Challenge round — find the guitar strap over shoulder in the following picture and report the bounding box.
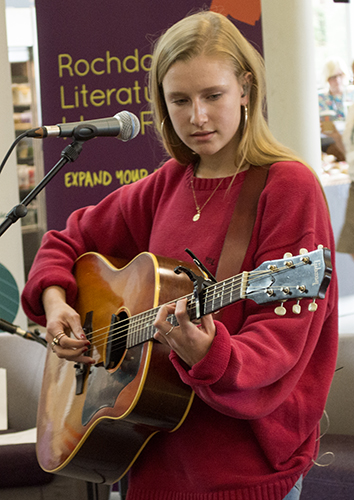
[215,165,270,283]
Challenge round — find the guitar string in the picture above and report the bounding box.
[83,262,309,353]
[85,264,307,354]
[79,270,250,342]
[82,267,274,347]
[81,261,310,354]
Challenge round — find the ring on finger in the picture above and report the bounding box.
[165,325,175,336]
[51,331,66,352]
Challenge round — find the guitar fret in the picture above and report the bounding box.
[229,277,234,303]
[213,283,222,312]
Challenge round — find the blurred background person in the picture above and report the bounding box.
[319,58,354,161]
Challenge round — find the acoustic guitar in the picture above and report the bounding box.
[36,246,332,484]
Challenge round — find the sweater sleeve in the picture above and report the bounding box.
[21,165,168,324]
[170,163,338,423]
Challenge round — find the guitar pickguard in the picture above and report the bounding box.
[82,344,143,425]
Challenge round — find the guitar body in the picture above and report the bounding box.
[36,252,198,484]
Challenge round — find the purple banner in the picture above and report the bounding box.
[35,0,262,230]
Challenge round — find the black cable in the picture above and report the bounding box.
[0,130,30,174]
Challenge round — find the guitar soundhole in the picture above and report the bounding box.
[104,312,128,370]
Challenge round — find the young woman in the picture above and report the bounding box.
[22,11,338,500]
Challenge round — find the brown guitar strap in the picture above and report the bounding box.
[215,165,270,283]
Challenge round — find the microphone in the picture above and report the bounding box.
[27,110,140,142]
[0,318,47,347]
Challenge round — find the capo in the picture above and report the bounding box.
[174,249,216,319]
[184,248,217,283]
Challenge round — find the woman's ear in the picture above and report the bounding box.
[240,72,253,103]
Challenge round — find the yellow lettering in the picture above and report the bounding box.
[58,54,73,77]
[106,50,122,74]
[64,170,114,187]
[106,87,116,106]
[130,169,141,183]
[144,86,151,103]
[79,172,86,186]
[60,85,75,109]
[133,80,141,104]
[64,172,72,187]
[123,48,139,73]
[90,89,106,107]
[74,59,90,77]
[81,84,89,108]
[71,172,79,186]
[85,171,94,187]
[116,88,132,105]
[140,111,153,135]
[115,169,149,185]
[115,170,124,184]
[91,57,105,75]
[124,170,132,184]
[61,83,151,110]
[103,171,112,186]
[74,86,80,108]
[58,51,153,78]
[93,171,102,184]
[140,54,153,72]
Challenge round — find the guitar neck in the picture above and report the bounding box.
[127,272,247,348]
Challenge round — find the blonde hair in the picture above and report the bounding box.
[149,10,303,168]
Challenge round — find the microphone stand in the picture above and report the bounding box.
[0,139,85,237]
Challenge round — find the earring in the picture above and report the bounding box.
[243,105,248,130]
[160,115,168,136]
[160,116,182,147]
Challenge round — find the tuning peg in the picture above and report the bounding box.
[283,252,293,258]
[275,302,287,316]
[317,244,324,250]
[299,248,308,255]
[308,299,318,312]
[292,300,302,315]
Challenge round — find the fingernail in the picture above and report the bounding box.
[80,334,87,340]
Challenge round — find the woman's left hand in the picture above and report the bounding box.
[153,298,216,367]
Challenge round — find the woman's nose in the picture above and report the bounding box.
[190,101,207,127]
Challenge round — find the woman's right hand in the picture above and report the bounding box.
[42,285,95,364]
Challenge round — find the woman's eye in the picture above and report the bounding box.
[208,93,222,100]
[172,99,188,105]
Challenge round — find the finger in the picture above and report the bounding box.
[174,298,190,325]
[62,312,86,341]
[153,302,176,331]
[53,332,90,350]
[52,343,95,364]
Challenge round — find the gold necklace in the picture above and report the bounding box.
[190,177,224,222]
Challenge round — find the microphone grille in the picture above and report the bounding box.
[116,111,141,141]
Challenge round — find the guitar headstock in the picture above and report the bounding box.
[245,246,332,315]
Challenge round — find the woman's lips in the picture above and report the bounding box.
[191,130,215,140]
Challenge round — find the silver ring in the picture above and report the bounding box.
[165,325,175,336]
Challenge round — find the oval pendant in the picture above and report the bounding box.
[193,213,200,222]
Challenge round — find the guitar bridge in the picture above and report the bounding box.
[74,311,93,395]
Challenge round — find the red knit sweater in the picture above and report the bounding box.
[22,160,338,500]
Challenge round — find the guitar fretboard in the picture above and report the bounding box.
[126,272,249,348]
